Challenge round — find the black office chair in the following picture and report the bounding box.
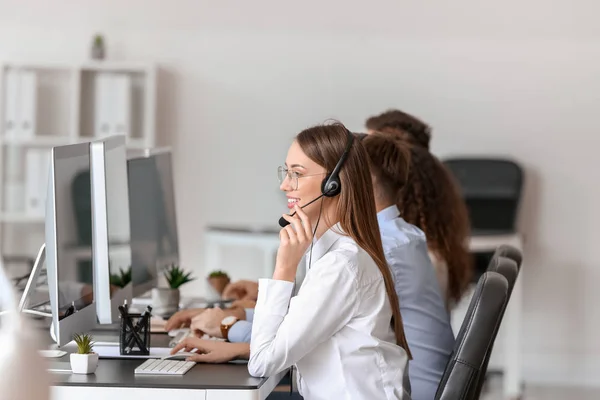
[444,158,524,282]
[435,271,509,400]
[443,158,523,236]
[470,255,520,398]
[72,170,94,284]
[492,244,523,270]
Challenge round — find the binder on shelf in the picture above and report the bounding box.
[18,70,37,140]
[94,73,113,138]
[4,69,19,140]
[112,74,132,138]
[24,148,50,217]
[4,182,24,214]
[94,73,132,139]
[2,69,37,141]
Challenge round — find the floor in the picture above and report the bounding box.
[269,375,600,399]
[480,376,600,400]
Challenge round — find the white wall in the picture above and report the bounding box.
[1,0,599,386]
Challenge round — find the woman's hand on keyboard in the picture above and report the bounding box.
[170,337,250,363]
[165,308,206,331]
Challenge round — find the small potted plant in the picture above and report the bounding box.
[70,333,98,374]
[207,270,230,296]
[110,266,132,289]
[91,34,105,60]
[152,264,195,316]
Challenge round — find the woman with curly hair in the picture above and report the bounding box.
[397,138,473,307]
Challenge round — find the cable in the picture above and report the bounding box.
[308,197,325,270]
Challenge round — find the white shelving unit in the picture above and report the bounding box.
[0,60,158,262]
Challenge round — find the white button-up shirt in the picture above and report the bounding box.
[249,224,409,400]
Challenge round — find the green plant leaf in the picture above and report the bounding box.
[163,264,196,289]
[208,270,229,278]
[73,333,95,354]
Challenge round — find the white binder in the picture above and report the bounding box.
[94,73,131,138]
[18,70,37,140]
[24,148,50,217]
[2,69,37,140]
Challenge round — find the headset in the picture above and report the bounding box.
[279,128,354,227]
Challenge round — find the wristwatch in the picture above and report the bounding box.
[220,316,239,341]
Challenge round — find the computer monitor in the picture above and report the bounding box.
[90,135,133,325]
[45,142,97,347]
[127,148,180,298]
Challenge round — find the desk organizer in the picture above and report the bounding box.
[119,306,152,356]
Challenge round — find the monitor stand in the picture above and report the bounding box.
[17,243,51,318]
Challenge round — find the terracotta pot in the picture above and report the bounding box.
[207,276,230,296]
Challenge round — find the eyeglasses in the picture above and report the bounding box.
[277,166,326,190]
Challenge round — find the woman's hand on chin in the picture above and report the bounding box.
[274,204,313,282]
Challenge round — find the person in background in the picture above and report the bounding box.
[390,133,472,308]
[173,122,411,399]
[165,280,259,342]
[361,132,455,400]
[365,108,432,150]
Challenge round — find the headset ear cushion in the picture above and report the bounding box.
[321,174,341,197]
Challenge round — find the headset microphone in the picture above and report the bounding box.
[279,194,324,227]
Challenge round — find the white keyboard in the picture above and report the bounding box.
[134,359,195,375]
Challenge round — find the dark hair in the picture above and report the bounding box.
[366,109,432,150]
[296,122,412,358]
[361,132,411,203]
[397,140,472,303]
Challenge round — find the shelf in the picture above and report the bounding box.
[126,139,149,150]
[0,136,149,149]
[0,136,73,148]
[80,61,154,74]
[3,61,154,74]
[0,213,44,223]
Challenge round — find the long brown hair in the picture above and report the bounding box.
[296,122,412,358]
[361,132,411,203]
[393,136,472,304]
[365,109,432,150]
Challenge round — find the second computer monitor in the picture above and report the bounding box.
[128,149,180,298]
[91,135,133,325]
[45,142,97,346]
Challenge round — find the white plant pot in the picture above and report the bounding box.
[152,288,180,317]
[70,353,99,374]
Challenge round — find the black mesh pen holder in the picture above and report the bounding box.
[119,311,151,356]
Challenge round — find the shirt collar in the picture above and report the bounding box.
[306,222,344,268]
[377,205,400,224]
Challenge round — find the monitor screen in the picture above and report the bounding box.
[91,136,133,324]
[54,147,94,316]
[127,151,179,296]
[154,152,179,267]
[104,141,132,285]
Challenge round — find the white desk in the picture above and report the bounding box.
[204,226,524,399]
[49,358,286,400]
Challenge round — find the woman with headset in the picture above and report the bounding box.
[253,122,412,399]
[174,122,411,399]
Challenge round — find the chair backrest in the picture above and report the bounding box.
[435,272,509,400]
[470,249,522,397]
[72,169,92,246]
[492,244,523,269]
[443,158,523,234]
[486,255,519,297]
